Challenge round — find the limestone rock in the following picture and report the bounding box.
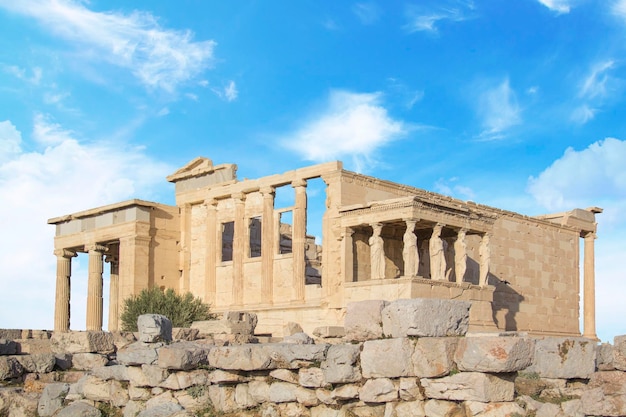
[284,322,304,336]
[248,380,270,403]
[278,402,310,417]
[0,356,24,380]
[160,369,210,390]
[117,341,162,365]
[262,343,329,369]
[54,401,102,417]
[37,383,70,417]
[55,353,73,370]
[299,367,326,388]
[138,314,173,343]
[455,336,534,373]
[110,331,137,351]
[124,400,147,417]
[310,404,341,417]
[209,384,239,413]
[50,331,114,354]
[270,368,299,384]
[597,342,615,371]
[313,326,345,338]
[137,402,183,417]
[14,352,56,373]
[613,335,626,371]
[463,401,526,417]
[209,369,245,384]
[331,384,360,400]
[399,378,425,401]
[412,337,458,378]
[581,371,626,417]
[235,383,258,408]
[424,399,465,417]
[192,311,257,336]
[172,328,199,341]
[526,337,596,379]
[422,372,514,402]
[208,345,272,370]
[283,332,315,344]
[344,300,388,342]
[361,338,413,378]
[157,341,210,370]
[388,400,426,417]
[128,364,170,387]
[295,386,319,407]
[269,382,298,403]
[382,298,470,338]
[359,378,398,403]
[321,343,361,384]
[0,329,22,340]
[71,352,109,370]
[15,338,52,354]
[0,339,17,355]
[91,364,129,381]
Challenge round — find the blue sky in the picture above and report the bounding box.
[1,0,625,342]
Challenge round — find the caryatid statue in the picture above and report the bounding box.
[454,228,468,284]
[403,219,419,277]
[429,223,446,280]
[369,223,385,279]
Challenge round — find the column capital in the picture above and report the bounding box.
[291,178,307,188]
[85,244,107,253]
[231,192,246,202]
[584,231,597,240]
[54,248,77,258]
[104,254,119,264]
[260,186,276,196]
[204,198,218,208]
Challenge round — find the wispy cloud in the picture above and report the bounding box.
[0,0,215,92]
[3,64,42,85]
[404,1,474,34]
[571,60,619,124]
[0,116,172,329]
[615,0,626,21]
[579,60,616,99]
[281,90,408,171]
[386,78,424,109]
[536,0,574,14]
[475,78,521,140]
[212,80,238,102]
[434,177,476,201]
[570,104,596,124]
[353,2,380,25]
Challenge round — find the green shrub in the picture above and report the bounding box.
[120,287,213,331]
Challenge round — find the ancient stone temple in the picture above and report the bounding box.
[48,157,601,338]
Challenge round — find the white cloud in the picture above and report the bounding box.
[353,2,380,25]
[212,80,238,102]
[527,138,626,220]
[571,104,596,124]
[0,116,172,329]
[0,0,215,92]
[3,64,42,85]
[0,120,22,163]
[615,0,626,21]
[537,0,574,14]
[434,177,476,201]
[282,90,407,171]
[476,78,521,140]
[579,60,616,100]
[404,1,474,34]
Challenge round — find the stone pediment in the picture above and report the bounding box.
[166,157,215,183]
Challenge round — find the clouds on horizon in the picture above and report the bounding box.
[282,90,408,171]
[0,0,215,93]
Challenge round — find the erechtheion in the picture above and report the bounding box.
[48,158,601,338]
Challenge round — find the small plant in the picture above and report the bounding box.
[517,371,540,380]
[120,287,214,331]
[97,402,123,417]
[186,384,209,399]
[196,404,222,417]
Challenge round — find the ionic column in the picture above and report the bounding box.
[232,193,246,306]
[429,224,446,280]
[454,228,468,284]
[86,244,107,331]
[369,223,385,279]
[403,219,419,277]
[118,235,151,309]
[54,249,76,332]
[261,187,275,304]
[205,199,218,306]
[479,233,491,287]
[583,232,597,339]
[292,179,307,301]
[105,254,119,331]
[342,228,355,282]
[180,203,192,293]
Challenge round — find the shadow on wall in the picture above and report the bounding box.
[491,275,524,331]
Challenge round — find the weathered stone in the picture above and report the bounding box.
[248,380,270,403]
[278,402,310,417]
[50,331,114,354]
[157,341,210,370]
[597,342,615,370]
[269,382,298,403]
[422,372,514,402]
[15,338,53,354]
[0,339,17,355]
[315,388,337,406]
[387,400,426,417]
[560,399,584,417]
[313,326,346,338]
[235,383,258,408]
[14,352,56,373]
[424,399,465,417]
[295,386,319,406]
[110,331,137,351]
[160,369,210,390]
[270,368,299,384]
[344,300,388,342]
[192,311,257,336]
[129,385,151,400]
[526,337,596,379]
[0,329,22,340]
[463,401,526,417]
[283,332,315,344]
[331,384,360,400]
[299,367,326,388]
[455,336,534,372]
[55,353,73,370]
[382,298,470,337]
[0,387,39,417]
[284,322,304,336]
[128,364,170,387]
[172,327,199,341]
[412,337,458,378]
[258,403,281,417]
[399,378,425,401]
[0,356,24,380]
[137,402,184,417]
[174,387,211,411]
[346,404,385,417]
[55,401,102,417]
[362,338,413,378]
[581,371,626,417]
[117,341,162,365]
[145,390,176,409]
[359,378,398,403]
[209,369,246,384]
[92,364,129,381]
[613,335,626,371]
[209,384,239,413]
[208,345,272,370]
[310,404,341,417]
[263,343,329,368]
[138,314,173,343]
[124,400,147,417]
[71,352,109,370]
[81,374,111,401]
[37,383,69,417]
[321,344,361,384]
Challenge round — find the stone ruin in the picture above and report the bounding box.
[1,299,626,417]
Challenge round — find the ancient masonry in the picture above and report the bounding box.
[0,300,625,417]
[47,157,601,338]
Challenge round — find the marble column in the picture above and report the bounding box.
[105,254,119,332]
[205,199,218,306]
[479,233,491,287]
[232,193,246,306]
[54,249,76,332]
[261,187,275,304]
[86,244,107,331]
[342,228,355,282]
[369,223,385,279]
[429,224,446,280]
[292,179,307,301]
[583,231,597,339]
[454,228,468,284]
[402,219,419,277]
[180,203,192,293]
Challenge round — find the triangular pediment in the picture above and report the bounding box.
[166,157,214,182]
